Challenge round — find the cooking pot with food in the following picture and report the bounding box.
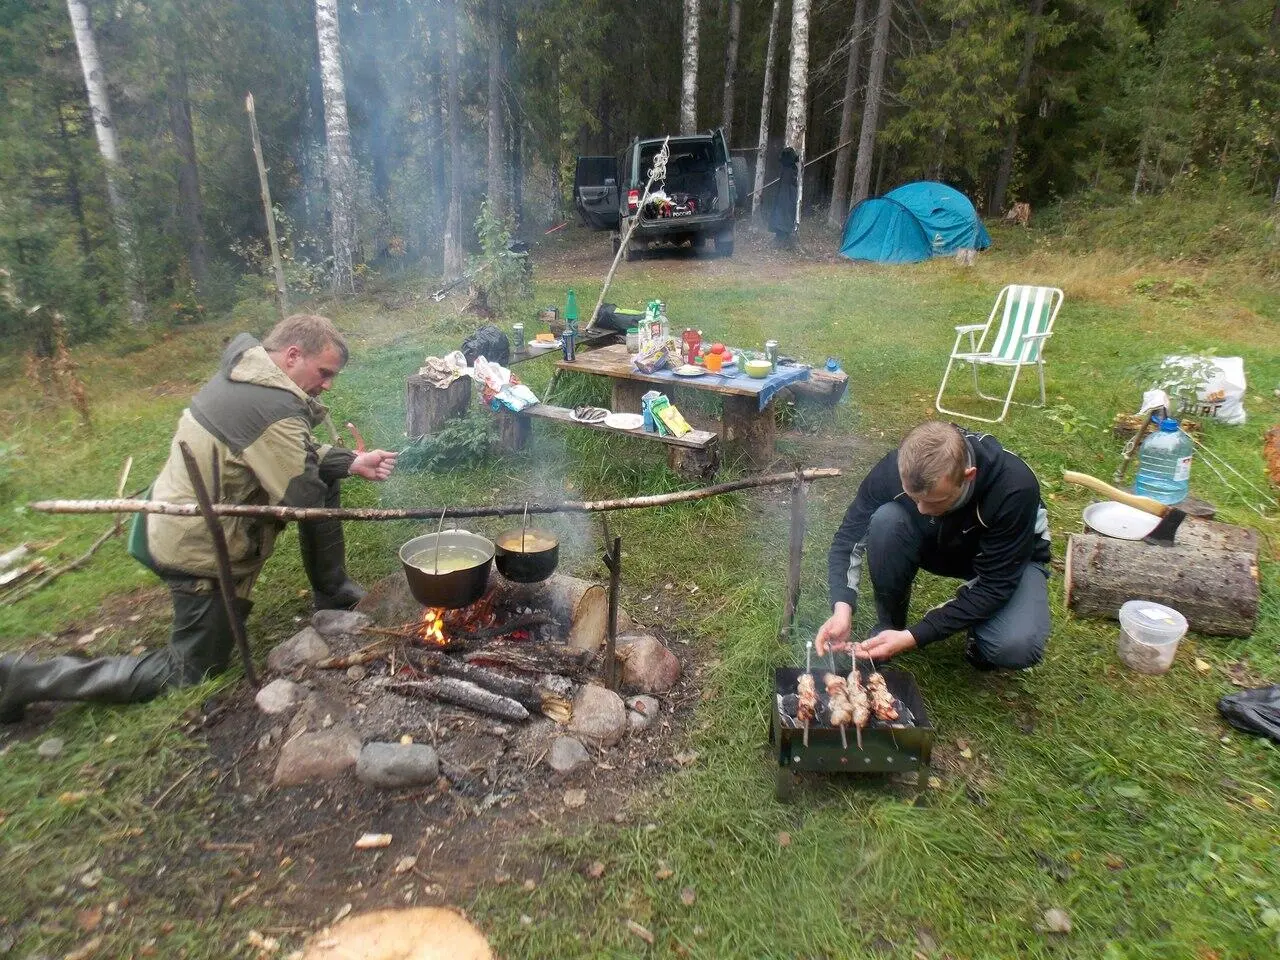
[399,530,495,608]
[494,528,559,583]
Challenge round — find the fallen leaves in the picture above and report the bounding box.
[672,750,699,767]
[584,861,606,880]
[63,936,104,960]
[1194,658,1212,675]
[1038,908,1072,934]
[776,831,792,848]
[654,862,674,881]
[625,919,655,945]
[393,855,418,874]
[354,833,392,850]
[680,887,697,906]
[75,907,103,932]
[563,789,587,809]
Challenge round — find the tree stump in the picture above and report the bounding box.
[722,395,776,469]
[495,408,531,453]
[612,379,649,414]
[406,375,471,439]
[1064,532,1259,637]
[667,443,721,480]
[488,571,610,652]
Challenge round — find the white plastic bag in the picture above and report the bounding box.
[1160,356,1247,425]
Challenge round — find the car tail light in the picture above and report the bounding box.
[627,189,639,213]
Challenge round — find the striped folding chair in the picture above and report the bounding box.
[935,284,1065,424]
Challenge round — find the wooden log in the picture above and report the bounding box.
[722,395,776,469]
[384,677,529,721]
[667,443,720,480]
[787,368,848,407]
[487,571,609,653]
[1064,532,1259,637]
[612,379,649,414]
[779,477,808,642]
[495,408,532,453]
[406,375,471,439]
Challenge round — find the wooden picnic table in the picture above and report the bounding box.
[554,343,809,468]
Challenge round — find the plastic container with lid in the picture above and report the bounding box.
[1134,418,1193,505]
[1116,600,1188,674]
[625,327,640,353]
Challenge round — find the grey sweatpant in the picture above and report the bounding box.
[866,501,1050,669]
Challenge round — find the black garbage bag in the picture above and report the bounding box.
[594,303,646,334]
[1218,686,1280,744]
[460,323,510,366]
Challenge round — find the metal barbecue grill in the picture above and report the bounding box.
[770,666,935,800]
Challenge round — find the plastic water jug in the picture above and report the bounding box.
[1134,418,1192,505]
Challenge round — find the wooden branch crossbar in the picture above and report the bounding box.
[31,468,842,522]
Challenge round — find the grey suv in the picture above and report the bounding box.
[574,130,748,259]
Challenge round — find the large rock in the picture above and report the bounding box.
[616,635,681,694]
[546,736,591,774]
[273,725,361,786]
[255,678,305,715]
[356,741,440,789]
[311,609,372,638]
[267,627,330,674]
[566,684,627,747]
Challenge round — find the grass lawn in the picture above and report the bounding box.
[1,223,1277,959]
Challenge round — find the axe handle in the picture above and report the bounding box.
[1062,471,1169,517]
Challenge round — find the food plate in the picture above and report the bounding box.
[1082,501,1160,540]
[570,406,610,424]
[673,364,705,377]
[528,338,562,351]
[604,412,645,431]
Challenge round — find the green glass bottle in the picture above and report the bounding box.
[565,289,579,329]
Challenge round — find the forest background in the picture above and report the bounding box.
[0,0,1278,344]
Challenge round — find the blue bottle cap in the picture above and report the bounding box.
[825,357,840,372]
[1160,418,1179,432]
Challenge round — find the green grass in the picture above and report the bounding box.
[1,223,1278,958]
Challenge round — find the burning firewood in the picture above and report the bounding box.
[408,650,572,722]
[385,677,530,722]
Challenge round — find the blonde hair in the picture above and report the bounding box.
[898,421,967,494]
[262,314,349,365]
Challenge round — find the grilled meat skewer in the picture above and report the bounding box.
[797,673,817,746]
[824,672,854,749]
[846,669,869,749]
[867,671,899,722]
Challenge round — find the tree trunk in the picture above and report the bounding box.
[64,0,146,325]
[315,0,357,293]
[850,0,892,205]
[989,0,1044,217]
[680,0,700,134]
[486,0,506,220]
[443,0,465,278]
[752,0,783,218]
[827,0,869,228]
[55,101,94,260]
[166,61,208,291]
[721,0,741,144]
[426,41,446,236]
[783,0,811,156]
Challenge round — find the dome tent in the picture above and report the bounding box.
[839,181,991,264]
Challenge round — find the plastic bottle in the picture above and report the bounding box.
[564,289,579,328]
[1134,418,1193,505]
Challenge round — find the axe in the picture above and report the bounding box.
[1063,470,1188,545]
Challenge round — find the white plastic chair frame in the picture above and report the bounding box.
[935,284,1065,424]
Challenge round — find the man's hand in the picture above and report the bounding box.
[814,603,854,656]
[853,629,917,662]
[350,449,398,481]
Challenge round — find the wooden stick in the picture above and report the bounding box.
[32,468,842,522]
[177,441,260,688]
[245,92,288,322]
[385,677,529,721]
[602,533,621,691]
[778,473,808,643]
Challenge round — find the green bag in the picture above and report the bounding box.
[127,485,160,574]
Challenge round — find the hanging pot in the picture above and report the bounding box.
[399,531,495,609]
[494,528,559,583]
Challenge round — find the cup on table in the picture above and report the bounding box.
[705,352,723,373]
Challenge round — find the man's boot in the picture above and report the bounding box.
[298,480,365,611]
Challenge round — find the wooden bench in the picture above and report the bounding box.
[496,403,720,479]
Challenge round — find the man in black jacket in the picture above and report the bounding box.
[816,420,1051,670]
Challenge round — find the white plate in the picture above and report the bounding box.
[604,413,645,431]
[528,339,562,350]
[1082,501,1160,540]
[673,364,704,377]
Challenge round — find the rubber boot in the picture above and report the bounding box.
[298,479,365,611]
[0,587,249,721]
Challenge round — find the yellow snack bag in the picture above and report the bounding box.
[656,402,691,437]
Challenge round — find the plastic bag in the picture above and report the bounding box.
[461,324,510,366]
[1218,686,1280,744]
[1160,356,1246,425]
[633,336,678,374]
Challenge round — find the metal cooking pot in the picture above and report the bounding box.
[399,530,495,609]
[494,528,559,584]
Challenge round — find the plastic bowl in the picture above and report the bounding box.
[744,359,772,379]
[1116,600,1187,674]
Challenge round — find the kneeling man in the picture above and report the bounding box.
[816,421,1051,670]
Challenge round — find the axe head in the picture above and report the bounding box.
[1143,506,1187,545]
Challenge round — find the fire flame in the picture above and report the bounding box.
[415,594,497,647]
[418,607,447,646]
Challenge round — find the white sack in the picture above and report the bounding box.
[1160,355,1247,425]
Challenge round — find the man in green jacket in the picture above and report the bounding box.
[1,314,398,722]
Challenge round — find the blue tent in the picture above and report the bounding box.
[839,181,991,264]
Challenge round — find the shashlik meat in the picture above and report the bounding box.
[867,672,899,722]
[847,669,870,729]
[823,672,855,727]
[796,673,817,726]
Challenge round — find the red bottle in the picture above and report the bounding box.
[681,328,701,364]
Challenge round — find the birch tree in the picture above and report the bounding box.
[315,0,356,292]
[850,0,892,206]
[65,0,147,324]
[721,0,741,144]
[751,0,783,218]
[487,0,506,220]
[443,0,465,278]
[680,0,700,134]
[781,0,811,227]
[827,0,869,227]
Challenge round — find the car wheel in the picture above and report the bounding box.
[624,241,640,262]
